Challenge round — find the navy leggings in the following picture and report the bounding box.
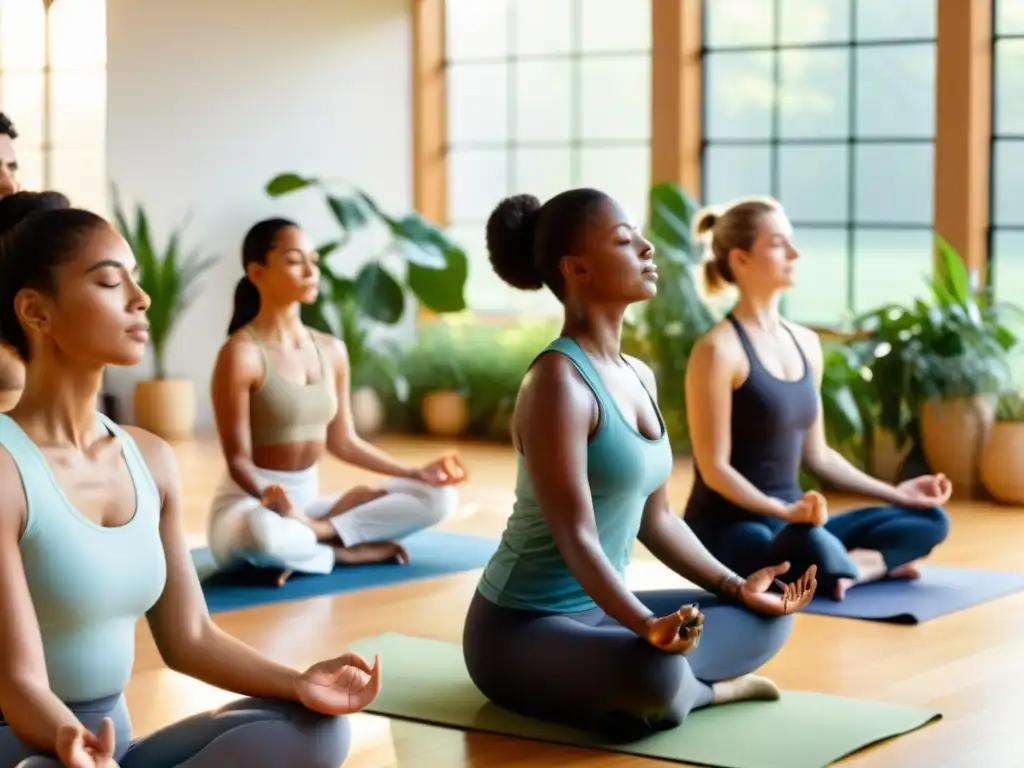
[463,588,793,741]
[0,694,350,768]
[693,505,951,592]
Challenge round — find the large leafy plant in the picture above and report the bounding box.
[854,235,1022,450]
[111,186,218,380]
[264,172,469,391]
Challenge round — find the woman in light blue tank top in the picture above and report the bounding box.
[462,188,819,740]
[0,192,378,768]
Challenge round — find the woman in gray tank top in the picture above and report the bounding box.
[0,191,378,767]
[683,196,951,601]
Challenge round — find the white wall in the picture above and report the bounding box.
[106,0,412,431]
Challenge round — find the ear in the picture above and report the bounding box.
[728,247,751,274]
[560,254,589,284]
[13,288,52,338]
[245,261,265,284]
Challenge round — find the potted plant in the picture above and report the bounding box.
[111,186,217,441]
[264,172,469,433]
[980,391,1024,505]
[855,236,1022,498]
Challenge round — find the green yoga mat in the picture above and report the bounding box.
[349,633,940,768]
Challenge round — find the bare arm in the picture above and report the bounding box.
[798,330,903,503]
[322,335,415,478]
[135,428,303,701]
[518,354,657,638]
[0,450,85,753]
[209,337,268,499]
[685,330,793,520]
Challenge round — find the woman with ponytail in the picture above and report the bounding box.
[208,218,466,580]
[682,196,951,601]
[0,193,369,767]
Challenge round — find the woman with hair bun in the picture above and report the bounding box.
[0,192,374,767]
[461,188,817,740]
[682,196,951,601]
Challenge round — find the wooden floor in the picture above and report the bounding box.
[125,435,1024,767]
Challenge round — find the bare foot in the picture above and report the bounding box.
[712,674,781,705]
[832,549,889,600]
[335,541,410,566]
[888,561,922,580]
[833,577,855,601]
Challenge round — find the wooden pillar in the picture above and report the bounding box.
[650,0,703,199]
[933,0,992,281]
[411,0,447,225]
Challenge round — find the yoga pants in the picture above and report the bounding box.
[463,587,793,740]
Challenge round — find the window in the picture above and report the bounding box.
[445,0,652,315]
[702,0,937,326]
[0,0,107,212]
[991,0,1024,303]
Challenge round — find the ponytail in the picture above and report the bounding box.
[702,258,729,296]
[227,276,261,335]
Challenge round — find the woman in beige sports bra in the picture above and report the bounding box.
[208,218,467,578]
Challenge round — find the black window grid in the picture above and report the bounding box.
[700,0,937,322]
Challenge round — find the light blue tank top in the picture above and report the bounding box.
[477,337,674,613]
[0,413,167,704]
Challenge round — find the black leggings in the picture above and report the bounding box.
[463,588,793,740]
[693,504,951,591]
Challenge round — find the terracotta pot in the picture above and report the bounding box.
[869,428,911,484]
[350,387,385,438]
[133,379,196,441]
[920,394,996,499]
[980,421,1024,505]
[421,390,469,437]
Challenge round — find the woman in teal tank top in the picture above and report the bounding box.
[462,188,819,740]
[0,192,378,767]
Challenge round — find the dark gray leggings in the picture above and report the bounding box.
[0,694,350,768]
[463,588,793,740]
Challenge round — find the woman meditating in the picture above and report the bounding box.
[208,218,465,579]
[462,189,818,740]
[682,196,951,601]
[0,191,377,767]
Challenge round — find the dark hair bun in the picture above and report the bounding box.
[486,193,544,291]
[0,191,70,237]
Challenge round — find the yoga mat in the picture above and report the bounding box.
[191,530,497,613]
[347,632,940,768]
[803,565,1024,624]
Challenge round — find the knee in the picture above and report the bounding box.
[419,483,459,526]
[281,709,351,768]
[920,505,951,547]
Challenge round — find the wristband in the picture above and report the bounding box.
[717,571,745,600]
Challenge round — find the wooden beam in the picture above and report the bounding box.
[650,0,703,200]
[933,0,992,282]
[411,0,447,225]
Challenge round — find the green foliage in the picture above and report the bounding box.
[265,172,470,394]
[996,391,1024,422]
[110,185,217,380]
[853,234,1023,450]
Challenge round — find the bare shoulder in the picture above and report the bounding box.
[784,322,824,363]
[119,425,179,497]
[691,319,744,367]
[521,349,591,401]
[309,328,348,363]
[214,331,264,380]
[0,444,27,535]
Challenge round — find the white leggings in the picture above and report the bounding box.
[207,465,458,575]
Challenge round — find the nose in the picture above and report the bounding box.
[131,279,151,311]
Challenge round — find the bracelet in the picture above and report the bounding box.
[717,571,745,601]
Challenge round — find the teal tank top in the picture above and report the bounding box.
[477,337,674,613]
[0,413,168,704]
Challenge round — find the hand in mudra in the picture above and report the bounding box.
[261,484,296,516]
[739,562,817,616]
[896,473,952,508]
[412,453,468,486]
[295,652,382,715]
[56,718,119,768]
[785,490,828,526]
[643,604,704,654]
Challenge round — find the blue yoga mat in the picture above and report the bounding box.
[803,565,1024,624]
[191,530,498,614]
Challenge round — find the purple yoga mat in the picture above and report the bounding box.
[802,565,1024,624]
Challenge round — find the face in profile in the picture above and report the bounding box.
[734,210,799,292]
[0,135,18,198]
[16,223,152,368]
[246,225,320,306]
[566,197,657,304]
